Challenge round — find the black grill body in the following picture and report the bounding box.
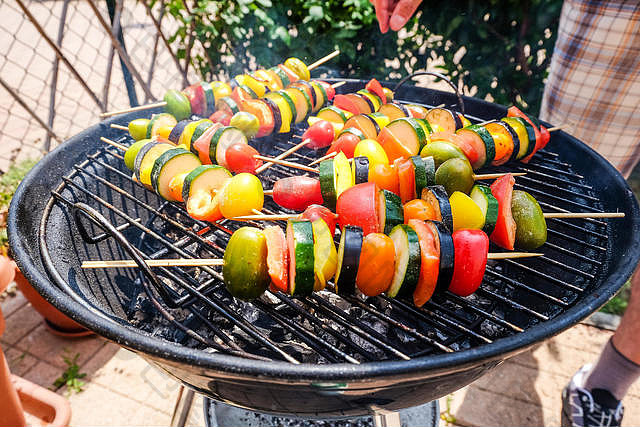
[8,81,640,417]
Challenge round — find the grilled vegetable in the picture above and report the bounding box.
[489,174,517,250]
[218,173,264,219]
[407,219,440,307]
[303,120,335,149]
[301,204,337,236]
[134,142,174,187]
[425,108,462,132]
[455,125,495,169]
[147,113,177,140]
[435,158,474,196]
[318,106,351,123]
[403,199,438,223]
[354,139,389,168]
[502,117,534,160]
[485,121,519,166]
[387,224,421,298]
[273,176,323,211]
[335,225,364,296]
[312,218,338,291]
[449,229,488,297]
[449,191,485,231]
[225,143,262,174]
[333,151,353,197]
[356,233,396,296]
[319,159,337,210]
[124,139,152,170]
[287,220,315,296]
[264,225,289,292]
[378,103,411,121]
[369,163,400,195]
[426,220,455,295]
[352,156,370,184]
[223,226,270,300]
[420,141,467,169]
[284,57,310,81]
[470,184,499,235]
[344,114,380,140]
[164,89,191,121]
[284,87,312,123]
[421,186,454,231]
[210,126,248,169]
[183,165,232,222]
[511,190,547,250]
[128,118,150,141]
[229,111,261,139]
[381,189,404,234]
[336,182,381,236]
[395,157,416,203]
[378,118,425,161]
[151,148,201,201]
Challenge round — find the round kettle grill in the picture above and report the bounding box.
[8,80,640,418]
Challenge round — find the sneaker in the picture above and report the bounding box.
[561,364,624,427]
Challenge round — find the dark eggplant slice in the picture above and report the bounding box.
[425,220,454,296]
[168,120,190,144]
[334,226,364,296]
[421,185,454,231]
[262,98,282,136]
[352,156,370,184]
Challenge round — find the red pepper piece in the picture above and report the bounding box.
[336,182,381,236]
[327,132,360,158]
[183,84,205,116]
[300,204,337,236]
[489,174,517,250]
[449,229,489,296]
[273,176,323,211]
[365,78,386,104]
[507,106,542,163]
[333,94,360,115]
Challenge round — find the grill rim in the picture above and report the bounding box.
[8,86,640,382]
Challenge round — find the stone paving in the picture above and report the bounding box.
[2,290,639,427]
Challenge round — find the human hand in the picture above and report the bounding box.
[370,0,423,33]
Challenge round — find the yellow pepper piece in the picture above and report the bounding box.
[333,151,353,197]
[284,57,310,81]
[354,139,389,167]
[311,218,338,291]
[449,191,485,231]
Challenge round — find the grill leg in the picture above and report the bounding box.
[370,405,401,427]
[170,385,195,427]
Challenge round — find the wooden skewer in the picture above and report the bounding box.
[543,212,624,219]
[546,126,563,132]
[100,137,127,151]
[254,155,318,173]
[100,101,167,119]
[307,49,340,71]
[110,123,129,131]
[82,258,224,268]
[474,172,526,180]
[264,190,274,196]
[229,213,299,221]
[331,81,346,89]
[255,139,310,174]
[308,151,338,166]
[83,251,541,269]
[487,252,543,260]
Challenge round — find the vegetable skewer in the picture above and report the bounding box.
[100,51,340,118]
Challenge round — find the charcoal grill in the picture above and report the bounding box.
[8,80,640,418]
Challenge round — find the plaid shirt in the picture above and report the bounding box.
[540,0,640,178]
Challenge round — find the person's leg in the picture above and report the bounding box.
[582,270,640,405]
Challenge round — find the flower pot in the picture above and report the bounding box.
[13,265,92,338]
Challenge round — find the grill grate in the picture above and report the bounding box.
[39,98,610,365]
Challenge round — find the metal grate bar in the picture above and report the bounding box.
[503,260,584,292]
[516,176,600,202]
[546,229,607,252]
[475,288,549,321]
[516,167,593,190]
[516,184,605,214]
[543,242,602,265]
[484,268,569,306]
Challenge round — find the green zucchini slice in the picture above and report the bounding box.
[470,184,499,235]
[387,224,421,298]
[151,147,201,200]
[182,164,232,203]
[319,158,337,211]
[287,219,315,296]
[381,189,404,235]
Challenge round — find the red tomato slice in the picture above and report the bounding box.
[406,105,428,119]
[449,229,488,296]
[226,143,263,174]
[336,182,381,236]
[333,94,360,115]
[264,225,288,292]
[303,120,335,149]
[183,84,205,116]
[300,204,337,235]
[490,174,517,250]
[408,219,440,306]
[327,133,360,158]
[394,158,416,203]
[365,78,386,104]
[273,176,323,211]
[209,110,232,126]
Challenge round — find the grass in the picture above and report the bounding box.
[0,159,38,256]
[53,352,87,395]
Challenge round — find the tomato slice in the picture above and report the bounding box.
[394,158,416,203]
[303,120,335,149]
[365,78,386,105]
[355,233,396,296]
[192,123,223,164]
[449,229,489,296]
[336,182,381,236]
[264,225,289,292]
[273,176,323,211]
[240,99,275,137]
[183,84,205,116]
[507,106,542,163]
[327,133,360,158]
[225,143,262,174]
[403,199,438,223]
[209,110,232,126]
[301,204,337,236]
[489,174,517,250]
[369,163,400,196]
[407,219,440,307]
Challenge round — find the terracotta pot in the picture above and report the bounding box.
[13,266,91,337]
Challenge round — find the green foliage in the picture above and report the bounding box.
[600,280,630,316]
[53,352,87,395]
[161,0,562,113]
[0,159,38,254]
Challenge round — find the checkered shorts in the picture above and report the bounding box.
[540,0,640,178]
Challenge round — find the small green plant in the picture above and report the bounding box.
[53,352,87,395]
[0,159,38,255]
[600,280,631,316]
[440,394,457,425]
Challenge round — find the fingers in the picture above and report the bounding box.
[374,0,391,33]
[389,0,422,31]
